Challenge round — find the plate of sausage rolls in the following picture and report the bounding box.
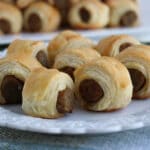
[0,30,150,134]
[0,0,150,44]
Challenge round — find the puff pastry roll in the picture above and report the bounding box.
[0,2,22,34]
[74,57,133,111]
[48,30,94,66]
[7,39,49,68]
[68,0,109,29]
[107,0,139,27]
[117,45,150,99]
[0,55,41,105]
[96,34,140,57]
[54,48,101,80]
[24,1,61,32]
[22,68,74,119]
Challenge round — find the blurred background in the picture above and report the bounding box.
[0,0,149,44]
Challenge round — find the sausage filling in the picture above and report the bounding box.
[36,50,49,68]
[0,19,11,34]
[59,66,75,81]
[1,75,24,104]
[28,13,42,32]
[79,79,104,103]
[120,11,137,27]
[128,69,146,93]
[119,43,132,52]
[79,7,91,23]
[56,88,74,113]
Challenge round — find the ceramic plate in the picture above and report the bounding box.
[0,0,150,44]
[0,51,150,135]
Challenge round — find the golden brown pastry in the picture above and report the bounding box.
[0,2,22,34]
[68,0,109,29]
[54,48,101,80]
[96,34,140,57]
[7,39,49,68]
[22,68,74,119]
[74,57,133,111]
[47,30,94,67]
[117,45,150,99]
[107,0,139,27]
[24,1,61,32]
[0,55,41,105]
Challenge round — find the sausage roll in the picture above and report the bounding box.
[107,0,139,27]
[24,1,61,32]
[117,45,150,99]
[68,0,109,29]
[74,57,133,111]
[7,39,49,68]
[96,34,140,57]
[22,68,74,119]
[0,2,22,34]
[0,55,41,105]
[54,48,101,80]
[48,30,94,66]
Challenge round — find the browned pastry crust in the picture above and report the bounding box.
[24,1,61,32]
[116,45,150,99]
[0,2,22,34]
[106,0,139,27]
[0,53,41,105]
[74,56,133,111]
[0,39,48,105]
[47,30,94,67]
[7,39,49,68]
[68,0,109,29]
[22,68,74,119]
[96,34,140,57]
[53,48,101,80]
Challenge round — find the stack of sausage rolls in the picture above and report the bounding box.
[0,0,140,34]
[0,30,149,119]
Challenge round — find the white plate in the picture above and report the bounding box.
[0,51,150,135]
[0,0,150,44]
